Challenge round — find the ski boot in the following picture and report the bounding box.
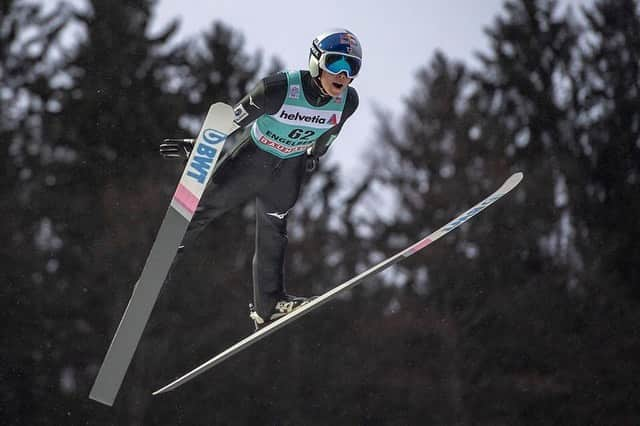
[249,295,316,331]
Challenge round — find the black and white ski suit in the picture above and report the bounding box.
[180,70,358,318]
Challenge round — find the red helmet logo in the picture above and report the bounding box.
[340,33,359,53]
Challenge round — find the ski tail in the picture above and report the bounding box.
[152,172,524,396]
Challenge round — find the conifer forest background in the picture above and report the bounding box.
[2,0,639,424]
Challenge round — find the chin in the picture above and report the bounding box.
[320,79,346,97]
[326,84,345,97]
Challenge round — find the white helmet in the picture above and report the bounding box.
[309,29,363,78]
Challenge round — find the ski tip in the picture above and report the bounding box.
[500,172,524,193]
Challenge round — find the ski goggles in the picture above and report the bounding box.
[319,53,362,78]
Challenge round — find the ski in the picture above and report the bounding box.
[90,103,240,406]
[152,172,524,396]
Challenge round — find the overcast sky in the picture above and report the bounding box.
[69,0,589,177]
[149,0,516,175]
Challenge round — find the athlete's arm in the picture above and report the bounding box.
[232,73,288,127]
[309,86,359,158]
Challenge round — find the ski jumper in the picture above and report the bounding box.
[180,70,359,318]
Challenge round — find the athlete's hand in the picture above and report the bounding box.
[305,146,320,173]
[306,154,319,173]
[159,138,194,160]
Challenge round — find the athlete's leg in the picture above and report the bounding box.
[180,142,277,249]
[251,156,308,318]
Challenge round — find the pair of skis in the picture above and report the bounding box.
[90,102,523,405]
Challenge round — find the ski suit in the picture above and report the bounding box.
[180,70,359,318]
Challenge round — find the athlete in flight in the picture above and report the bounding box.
[160,29,362,329]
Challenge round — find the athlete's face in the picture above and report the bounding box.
[319,70,352,97]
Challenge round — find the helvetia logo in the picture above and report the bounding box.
[279,110,337,125]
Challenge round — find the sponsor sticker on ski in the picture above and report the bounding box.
[172,128,227,219]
